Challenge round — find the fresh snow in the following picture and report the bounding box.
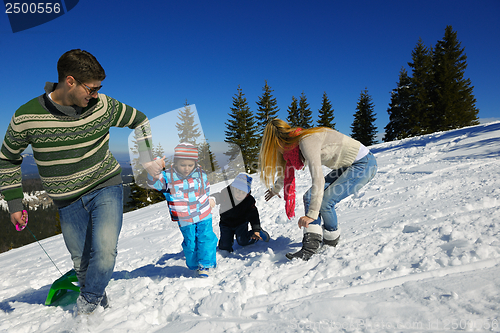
[1,122,500,333]
[0,192,45,211]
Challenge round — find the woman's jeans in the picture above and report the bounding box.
[303,153,377,231]
[58,184,123,304]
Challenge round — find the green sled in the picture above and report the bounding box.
[45,269,80,306]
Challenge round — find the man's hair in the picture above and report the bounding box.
[57,49,106,83]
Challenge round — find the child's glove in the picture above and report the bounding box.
[251,231,262,241]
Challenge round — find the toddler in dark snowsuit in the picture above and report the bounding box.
[211,173,269,252]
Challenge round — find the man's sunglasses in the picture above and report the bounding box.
[74,77,102,95]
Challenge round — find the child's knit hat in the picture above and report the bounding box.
[231,173,252,193]
[174,143,198,161]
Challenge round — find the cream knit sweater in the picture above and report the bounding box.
[272,128,361,220]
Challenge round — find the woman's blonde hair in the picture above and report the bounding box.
[259,118,326,189]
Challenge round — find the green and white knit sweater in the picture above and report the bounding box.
[0,83,153,212]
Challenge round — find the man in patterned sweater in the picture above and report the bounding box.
[0,49,158,314]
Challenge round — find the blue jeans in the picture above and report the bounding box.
[58,184,123,304]
[303,153,377,231]
[218,223,257,252]
[179,218,217,270]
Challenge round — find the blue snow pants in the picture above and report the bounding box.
[179,218,218,270]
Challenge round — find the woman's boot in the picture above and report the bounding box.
[286,225,323,261]
[322,226,340,247]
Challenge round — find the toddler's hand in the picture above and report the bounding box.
[251,231,262,240]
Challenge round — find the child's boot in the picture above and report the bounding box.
[259,229,270,242]
[197,267,210,278]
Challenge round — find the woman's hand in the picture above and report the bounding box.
[264,189,281,201]
[298,215,314,229]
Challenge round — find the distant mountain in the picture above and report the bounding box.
[20,152,134,183]
[112,151,132,167]
[20,153,39,179]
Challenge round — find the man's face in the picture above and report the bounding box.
[175,159,196,177]
[69,79,102,107]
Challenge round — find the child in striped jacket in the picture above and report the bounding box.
[147,143,217,277]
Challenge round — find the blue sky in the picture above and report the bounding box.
[1,0,499,156]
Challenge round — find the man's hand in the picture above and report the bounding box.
[11,210,28,229]
[143,157,166,179]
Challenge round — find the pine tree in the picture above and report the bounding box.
[255,81,279,136]
[351,88,377,146]
[125,177,165,212]
[384,67,413,141]
[286,96,300,128]
[432,25,479,131]
[408,38,435,136]
[297,92,313,128]
[153,143,165,158]
[317,92,336,129]
[198,141,222,184]
[176,102,201,145]
[225,86,260,173]
[0,203,62,253]
[127,140,166,211]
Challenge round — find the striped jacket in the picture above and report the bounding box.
[0,84,153,211]
[148,166,212,226]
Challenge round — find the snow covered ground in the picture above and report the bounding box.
[1,121,500,333]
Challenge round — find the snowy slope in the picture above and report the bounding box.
[1,122,500,333]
